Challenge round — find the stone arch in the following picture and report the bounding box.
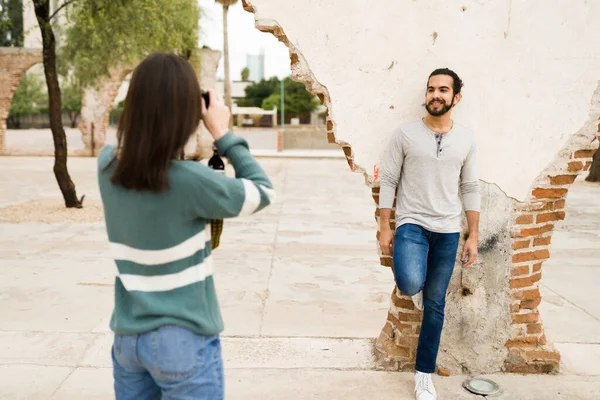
[78,65,134,154]
[241,0,600,375]
[0,48,43,152]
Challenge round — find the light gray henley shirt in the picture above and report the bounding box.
[379,119,481,233]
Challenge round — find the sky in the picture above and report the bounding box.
[197,0,291,80]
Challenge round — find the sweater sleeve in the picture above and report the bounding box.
[460,139,481,212]
[186,132,275,219]
[379,128,404,209]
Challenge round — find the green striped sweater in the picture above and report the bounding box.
[97,132,275,336]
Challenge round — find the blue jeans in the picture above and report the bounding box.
[392,223,460,374]
[112,325,224,400]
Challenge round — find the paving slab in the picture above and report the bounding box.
[0,365,72,400]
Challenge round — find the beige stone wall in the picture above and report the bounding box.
[241,0,600,374]
[0,48,43,151]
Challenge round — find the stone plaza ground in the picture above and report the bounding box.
[0,149,599,399]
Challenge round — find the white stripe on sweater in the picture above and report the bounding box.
[118,256,213,292]
[258,184,276,203]
[109,228,207,265]
[239,179,262,216]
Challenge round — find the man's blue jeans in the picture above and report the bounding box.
[112,325,224,400]
[392,223,460,373]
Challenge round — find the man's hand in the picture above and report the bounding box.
[379,228,394,256]
[461,237,478,267]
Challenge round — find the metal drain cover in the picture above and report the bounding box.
[463,377,500,396]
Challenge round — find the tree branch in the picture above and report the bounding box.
[50,0,79,21]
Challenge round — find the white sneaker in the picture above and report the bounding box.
[415,371,437,400]
[411,291,424,311]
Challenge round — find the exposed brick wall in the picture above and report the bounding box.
[504,131,598,374]
[78,65,133,152]
[373,128,599,374]
[0,48,42,151]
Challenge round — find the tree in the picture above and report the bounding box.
[215,0,238,129]
[236,76,280,107]
[0,0,23,47]
[261,77,320,118]
[241,66,250,81]
[63,0,200,87]
[29,0,200,208]
[585,144,600,183]
[33,0,84,207]
[7,71,47,128]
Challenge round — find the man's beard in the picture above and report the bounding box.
[425,98,454,116]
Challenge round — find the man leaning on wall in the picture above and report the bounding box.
[378,68,481,400]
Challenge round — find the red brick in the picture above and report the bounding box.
[327,131,336,143]
[549,175,577,185]
[573,149,596,159]
[515,214,534,224]
[382,322,395,339]
[512,249,550,263]
[539,334,547,345]
[536,211,565,223]
[392,296,415,310]
[553,200,566,210]
[521,288,541,301]
[533,236,552,247]
[511,265,530,277]
[394,323,417,334]
[527,323,543,334]
[567,161,584,172]
[396,335,419,348]
[532,188,568,199]
[512,240,531,250]
[520,224,554,237]
[584,161,593,171]
[326,120,333,131]
[513,312,540,324]
[525,350,560,362]
[506,336,538,348]
[532,263,542,273]
[378,337,411,359]
[397,311,423,322]
[380,257,392,267]
[521,297,542,309]
[510,303,521,313]
[510,276,535,289]
[342,146,352,158]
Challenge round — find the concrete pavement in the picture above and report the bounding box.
[0,155,599,399]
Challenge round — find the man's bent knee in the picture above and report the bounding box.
[395,275,422,296]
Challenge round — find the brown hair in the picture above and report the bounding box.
[110,52,202,192]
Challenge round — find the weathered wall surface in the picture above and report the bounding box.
[193,47,222,159]
[243,0,600,201]
[0,48,42,151]
[243,0,600,374]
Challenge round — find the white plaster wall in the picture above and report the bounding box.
[245,0,600,201]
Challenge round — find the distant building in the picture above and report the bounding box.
[215,80,254,104]
[246,49,265,82]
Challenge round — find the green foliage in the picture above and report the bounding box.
[0,0,24,47]
[236,76,280,107]
[241,66,250,81]
[247,76,320,115]
[61,76,82,113]
[8,72,48,119]
[62,0,201,87]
